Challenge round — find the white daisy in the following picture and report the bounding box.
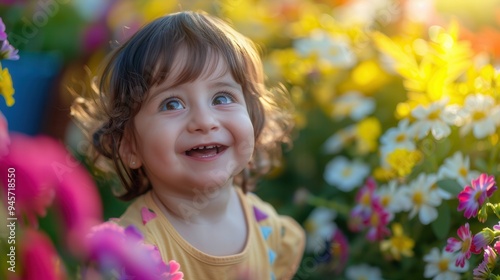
[346,264,385,280]
[459,93,500,139]
[380,118,416,151]
[438,151,481,187]
[294,30,356,68]
[304,207,337,253]
[324,156,370,192]
[423,247,468,280]
[399,173,445,224]
[411,98,455,140]
[331,91,375,121]
[323,125,355,154]
[376,180,409,214]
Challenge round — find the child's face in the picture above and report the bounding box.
[129,52,255,193]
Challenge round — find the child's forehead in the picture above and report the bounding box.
[154,49,234,88]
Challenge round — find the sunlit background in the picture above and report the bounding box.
[2,0,500,279]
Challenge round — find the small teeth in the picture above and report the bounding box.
[191,145,221,150]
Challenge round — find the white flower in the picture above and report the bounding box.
[331,91,375,121]
[324,156,370,192]
[423,247,468,280]
[376,180,408,214]
[438,151,481,187]
[294,30,356,68]
[380,118,416,151]
[346,264,385,280]
[458,94,500,139]
[411,98,455,140]
[399,173,446,224]
[304,207,337,253]
[333,0,394,26]
[323,125,355,154]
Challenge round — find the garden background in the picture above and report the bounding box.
[1,0,500,279]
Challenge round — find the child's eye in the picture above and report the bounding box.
[160,98,185,111]
[212,93,235,105]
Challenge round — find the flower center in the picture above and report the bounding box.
[370,212,380,226]
[462,238,471,253]
[342,167,353,177]
[395,133,406,142]
[474,190,483,201]
[412,191,423,206]
[459,167,468,177]
[472,111,486,121]
[360,191,372,206]
[381,196,390,207]
[438,258,449,272]
[428,109,441,120]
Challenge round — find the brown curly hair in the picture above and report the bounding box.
[71,11,294,201]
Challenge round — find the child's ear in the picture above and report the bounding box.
[119,131,142,169]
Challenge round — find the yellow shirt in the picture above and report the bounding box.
[117,188,305,280]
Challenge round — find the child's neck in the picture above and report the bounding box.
[151,183,234,225]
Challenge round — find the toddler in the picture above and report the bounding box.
[72,10,305,280]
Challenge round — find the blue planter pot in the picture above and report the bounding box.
[0,51,62,135]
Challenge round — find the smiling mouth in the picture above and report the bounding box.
[185,145,227,158]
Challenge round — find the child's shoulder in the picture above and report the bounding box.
[241,189,306,279]
[113,193,153,234]
[242,190,304,238]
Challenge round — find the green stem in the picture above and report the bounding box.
[489,142,499,174]
[306,195,351,217]
[487,202,500,219]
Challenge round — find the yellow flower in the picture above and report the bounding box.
[355,117,381,154]
[373,21,474,116]
[380,223,415,261]
[373,167,396,182]
[386,148,422,177]
[339,59,392,95]
[0,67,14,107]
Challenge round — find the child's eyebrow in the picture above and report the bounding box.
[208,80,242,91]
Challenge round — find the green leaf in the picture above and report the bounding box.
[436,179,463,197]
[431,202,451,240]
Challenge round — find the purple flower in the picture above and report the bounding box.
[445,223,476,267]
[473,246,497,280]
[0,40,19,60]
[85,222,184,280]
[473,228,496,252]
[457,173,497,220]
[0,18,7,41]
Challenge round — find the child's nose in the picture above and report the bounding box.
[186,105,220,134]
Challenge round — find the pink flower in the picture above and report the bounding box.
[473,228,495,252]
[19,229,67,280]
[0,110,9,156]
[473,261,490,280]
[0,133,102,254]
[445,223,477,267]
[328,228,349,275]
[365,200,391,242]
[0,134,62,225]
[55,159,102,255]
[85,222,184,280]
[349,177,379,232]
[457,173,497,220]
[473,246,497,280]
